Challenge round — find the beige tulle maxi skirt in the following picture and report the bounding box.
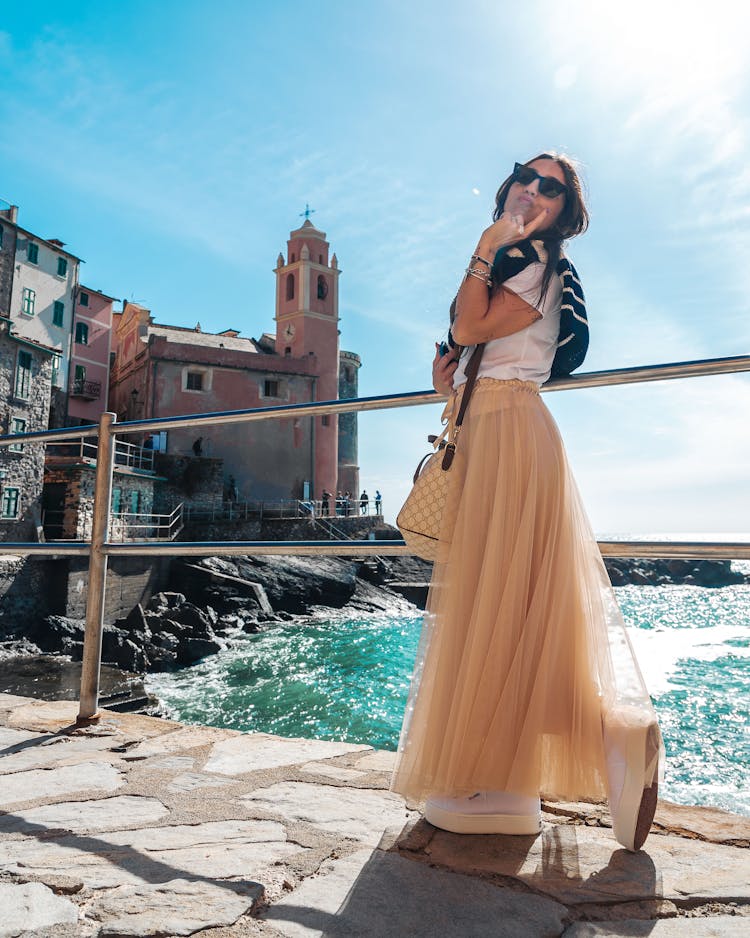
[391,378,661,804]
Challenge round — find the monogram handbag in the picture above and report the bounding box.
[396,344,484,560]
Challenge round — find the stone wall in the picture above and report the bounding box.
[42,464,157,541]
[181,513,386,544]
[0,324,53,543]
[63,556,172,623]
[0,216,17,315]
[0,555,64,635]
[151,454,224,514]
[337,350,360,497]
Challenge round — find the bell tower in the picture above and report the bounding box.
[273,215,341,499]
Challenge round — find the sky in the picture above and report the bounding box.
[1,0,748,534]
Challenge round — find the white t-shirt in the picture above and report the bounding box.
[453,262,562,387]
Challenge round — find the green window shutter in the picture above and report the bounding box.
[27,242,38,263]
[9,417,26,453]
[57,257,67,276]
[1,487,20,518]
[53,301,65,327]
[14,350,32,399]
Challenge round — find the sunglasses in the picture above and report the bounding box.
[512,162,568,199]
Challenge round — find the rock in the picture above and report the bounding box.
[166,771,233,793]
[176,635,223,665]
[87,878,262,937]
[243,781,414,845]
[654,800,750,845]
[263,848,568,938]
[0,761,124,808]
[300,761,367,783]
[0,881,78,936]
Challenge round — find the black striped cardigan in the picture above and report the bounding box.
[451,240,588,379]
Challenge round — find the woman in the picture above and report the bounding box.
[391,153,662,851]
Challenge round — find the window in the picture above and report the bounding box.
[111,488,122,514]
[14,350,32,399]
[51,353,61,387]
[286,273,294,300]
[1,487,19,519]
[57,257,67,277]
[22,287,35,316]
[27,242,38,264]
[9,417,26,452]
[75,321,89,345]
[79,291,89,307]
[130,490,140,514]
[264,379,279,397]
[317,275,328,300]
[321,415,330,427]
[53,301,65,327]
[186,371,203,391]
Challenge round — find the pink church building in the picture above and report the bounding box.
[108,218,358,503]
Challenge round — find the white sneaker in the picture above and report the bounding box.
[424,791,542,835]
[603,707,660,851]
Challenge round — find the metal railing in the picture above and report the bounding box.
[46,436,156,473]
[183,498,383,523]
[0,353,748,722]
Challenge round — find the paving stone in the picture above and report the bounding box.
[0,881,79,936]
[299,761,366,783]
[205,733,368,776]
[0,819,302,888]
[0,733,123,774]
[243,781,415,845]
[149,756,196,771]
[264,847,567,937]
[654,800,750,845]
[0,693,34,713]
[352,749,397,773]
[0,761,124,808]
[87,877,262,937]
[0,795,169,834]
[425,823,750,906]
[125,725,237,759]
[0,726,39,748]
[167,772,233,793]
[564,920,750,937]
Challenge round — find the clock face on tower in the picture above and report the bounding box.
[284,323,296,340]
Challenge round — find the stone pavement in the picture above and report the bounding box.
[0,693,747,937]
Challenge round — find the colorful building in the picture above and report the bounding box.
[68,286,116,426]
[108,218,358,503]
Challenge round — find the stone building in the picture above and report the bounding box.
[338,350,361,496]
[0,204,57,540]
[109,218,360,504]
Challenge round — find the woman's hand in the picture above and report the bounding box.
[476,208,550,257]
[432,343,458,395]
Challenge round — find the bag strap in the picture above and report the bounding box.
[441,343,485,470]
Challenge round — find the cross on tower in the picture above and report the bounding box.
[299,203,316,220]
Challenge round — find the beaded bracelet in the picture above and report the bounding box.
[470,254,492,269]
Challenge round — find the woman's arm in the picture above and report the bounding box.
[452,209,549,347]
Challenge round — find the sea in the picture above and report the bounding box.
[146,548,750,817]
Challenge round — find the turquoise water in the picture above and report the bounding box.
[146,583,750,816]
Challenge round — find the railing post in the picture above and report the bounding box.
[77,411,116,722]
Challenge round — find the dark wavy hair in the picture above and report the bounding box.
[493,151,589,303]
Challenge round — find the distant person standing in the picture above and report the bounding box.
[321,490,331,516]
[336,491,344,516]
[192,437,203,457]
[375,490,382,515]
[359,490,369,514]
[344,491,352,516]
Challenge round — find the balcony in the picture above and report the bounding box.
[70,378,102,400]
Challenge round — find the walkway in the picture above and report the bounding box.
[0,692,747,937]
